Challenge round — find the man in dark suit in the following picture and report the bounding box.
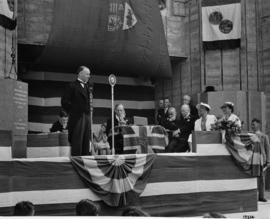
[164,105,195,152]
[50,109,68,133]
[106,104,129,154]
[182,94,199,120]
[164,97,171,120]
[178,104,196,151]
[162,107,181,152]
[61,66,91,156]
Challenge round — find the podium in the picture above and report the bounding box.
[192,131,222,153]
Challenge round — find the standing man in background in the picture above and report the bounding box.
[182,94,199,120]
[61,66,91,156]
[164,97,171,120]
[156,99,164,125]
[251,118,270,202]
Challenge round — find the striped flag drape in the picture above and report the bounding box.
[21,72,156,133]
[71,154,156,207]
[202,0,241,49]
[225,132,264,177]
[121,125,168,154]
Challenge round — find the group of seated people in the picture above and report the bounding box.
[12,200,226,217]
[157,95,241,152]
[49,94,241,154]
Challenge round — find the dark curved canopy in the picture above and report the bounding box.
[25,0,172,78]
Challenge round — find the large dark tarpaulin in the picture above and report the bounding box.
[34,0,172,78]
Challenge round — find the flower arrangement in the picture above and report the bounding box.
[211,119,241,136]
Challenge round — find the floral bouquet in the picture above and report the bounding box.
[211,119,241,136]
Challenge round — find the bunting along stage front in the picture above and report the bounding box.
[202,0,241,49]
[0,154,257,216]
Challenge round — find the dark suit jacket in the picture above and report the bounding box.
[61,80,90,116]
[190,104,199,120]
[156,108,165,125]
[106,115,129,136]
[106,115,129,154]
[61,80,91,140]
[178,115,196,141]
[162,118,181,141]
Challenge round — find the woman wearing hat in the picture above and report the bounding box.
[188,103,217,147]
[194,103,217,131]
[220,102,241,127]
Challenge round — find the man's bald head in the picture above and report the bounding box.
[168,107,177,121]
[183,95,191,105]
[115,104,125,117]
[77,66,91,83]
[181,104,190,118]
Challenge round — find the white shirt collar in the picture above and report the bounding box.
[77,78,86,88]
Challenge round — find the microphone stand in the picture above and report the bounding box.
[88,83,94,154]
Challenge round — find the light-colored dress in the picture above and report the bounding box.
[188,114,217,143]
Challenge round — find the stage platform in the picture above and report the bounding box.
[0,140,258,217]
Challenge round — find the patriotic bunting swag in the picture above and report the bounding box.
[71,154,156,207]
[225,132,265,177]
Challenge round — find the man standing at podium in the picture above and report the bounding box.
[61,66,91,156]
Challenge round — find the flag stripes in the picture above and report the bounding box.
[0,154,257,216]
[21,72,156,132]
[0,156,254,190]
[28,106,155,124]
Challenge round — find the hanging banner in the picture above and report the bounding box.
[202,0,241,49]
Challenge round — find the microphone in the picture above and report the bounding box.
[88,81,94,111]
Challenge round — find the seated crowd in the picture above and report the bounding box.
[13,200,226,217]
[156,95,241,152]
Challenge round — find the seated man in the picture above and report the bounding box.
[162,107,180,143]
[50,109,68,132]
[182,94,199,120]
[106,104,129,154]
[164,105,195,152]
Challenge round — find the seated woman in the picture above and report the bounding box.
[188,103,217,147]
[93,123,110,155]
[220,102,241,127]
[219,102,241,143]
